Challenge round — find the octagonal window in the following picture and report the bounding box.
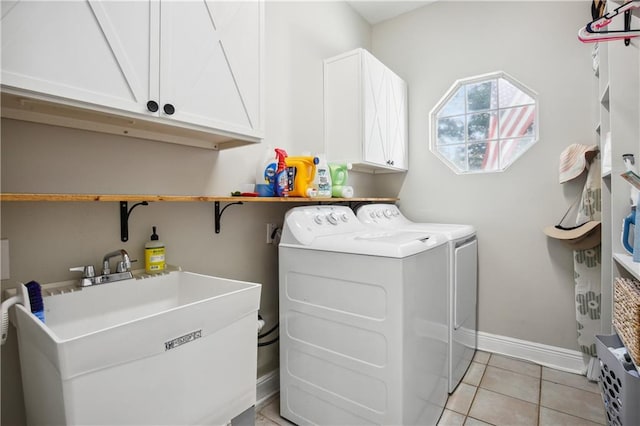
[430,71,538,174]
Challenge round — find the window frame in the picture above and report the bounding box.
[429,71,539,174]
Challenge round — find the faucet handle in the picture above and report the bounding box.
[116,258,136,273]
[70,265,96,278]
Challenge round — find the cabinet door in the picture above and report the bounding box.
[1,0,153,115]
[387,72,408,170]
[159,0,262,137]
[362,51,389,167]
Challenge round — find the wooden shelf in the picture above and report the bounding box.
[0,193,397,203]
[0,192,399,237]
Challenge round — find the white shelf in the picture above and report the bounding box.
[600,83,610,109]
[613,252,640,281]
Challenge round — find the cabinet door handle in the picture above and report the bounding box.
[163,103,175,115]
[146,100,159,112]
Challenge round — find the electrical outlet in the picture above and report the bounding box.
[266,223,278,244]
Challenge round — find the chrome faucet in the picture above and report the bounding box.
[70,249,134,287]
[102,249,132,275]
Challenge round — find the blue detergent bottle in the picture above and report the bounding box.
[256,147,277,196]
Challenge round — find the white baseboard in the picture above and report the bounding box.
[477,331,587,375]
[256,369,280,408]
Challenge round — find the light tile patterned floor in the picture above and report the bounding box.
[255,351,606,426]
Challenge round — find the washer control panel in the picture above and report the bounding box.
[357,204,409,228]
[282,205,365,245]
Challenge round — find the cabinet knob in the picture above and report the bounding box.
[163,103,175,115]
[146,100,159,112]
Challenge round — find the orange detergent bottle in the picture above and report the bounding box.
[285,156,319,197]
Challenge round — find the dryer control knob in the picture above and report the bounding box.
[369,211,376,219]
[313,214,323,225]
[384,209,392,218]
[327,212,338,225]
[340,213,349,222]
[376,210,383,218]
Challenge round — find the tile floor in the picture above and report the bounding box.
[255,351,607,426]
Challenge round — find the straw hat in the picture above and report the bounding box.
[543,221,601,250]
[559,144,599,183]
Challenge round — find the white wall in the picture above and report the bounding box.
[1,1,604,423]
[371,1,596,350]
[0,2,371,424]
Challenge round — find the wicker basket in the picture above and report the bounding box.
[613,277,640,366]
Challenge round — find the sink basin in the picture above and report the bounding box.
[13,270,261,425]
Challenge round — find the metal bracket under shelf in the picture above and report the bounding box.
[214,201,243,234]
[120,201,149,242]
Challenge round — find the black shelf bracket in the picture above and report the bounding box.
[120,201,149,242]
[214,201,243,234]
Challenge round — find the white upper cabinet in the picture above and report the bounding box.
[159,1,262,136]
[324,48,408,173]
[1,1,150,113]
[0,0,263,149]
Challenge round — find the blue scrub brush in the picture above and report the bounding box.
[1,280,44,345]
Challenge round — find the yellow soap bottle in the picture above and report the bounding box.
[145,226,166,274]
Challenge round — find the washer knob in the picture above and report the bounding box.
[313,215,323,225]
[369,211,376,219]
[340,212,349,222]
[376,210,383,218]
[327,212,338,225]
[384,209,392,218]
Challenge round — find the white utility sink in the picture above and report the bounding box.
[13,270,261,425]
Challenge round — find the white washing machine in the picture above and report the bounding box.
[279,205,449,425]
[357,204,478,394]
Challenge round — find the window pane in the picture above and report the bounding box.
[438,87,465,118]
[498,78,534,107]
[467,80,497,112]
[467,111,498,142]
[438,144,467,171]
[499,105,536,139]
[437,116,465,145]
[468,141,500,172]
[499,137,535,169]
[430,72,537,174]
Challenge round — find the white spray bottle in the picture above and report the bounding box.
[315,154,332,198]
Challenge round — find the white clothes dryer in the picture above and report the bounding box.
[279,205,449,425]
[357,204,478,394]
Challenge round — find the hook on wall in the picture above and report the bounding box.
[120,201,149,242]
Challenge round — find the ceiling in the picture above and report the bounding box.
[346,1,435,25]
